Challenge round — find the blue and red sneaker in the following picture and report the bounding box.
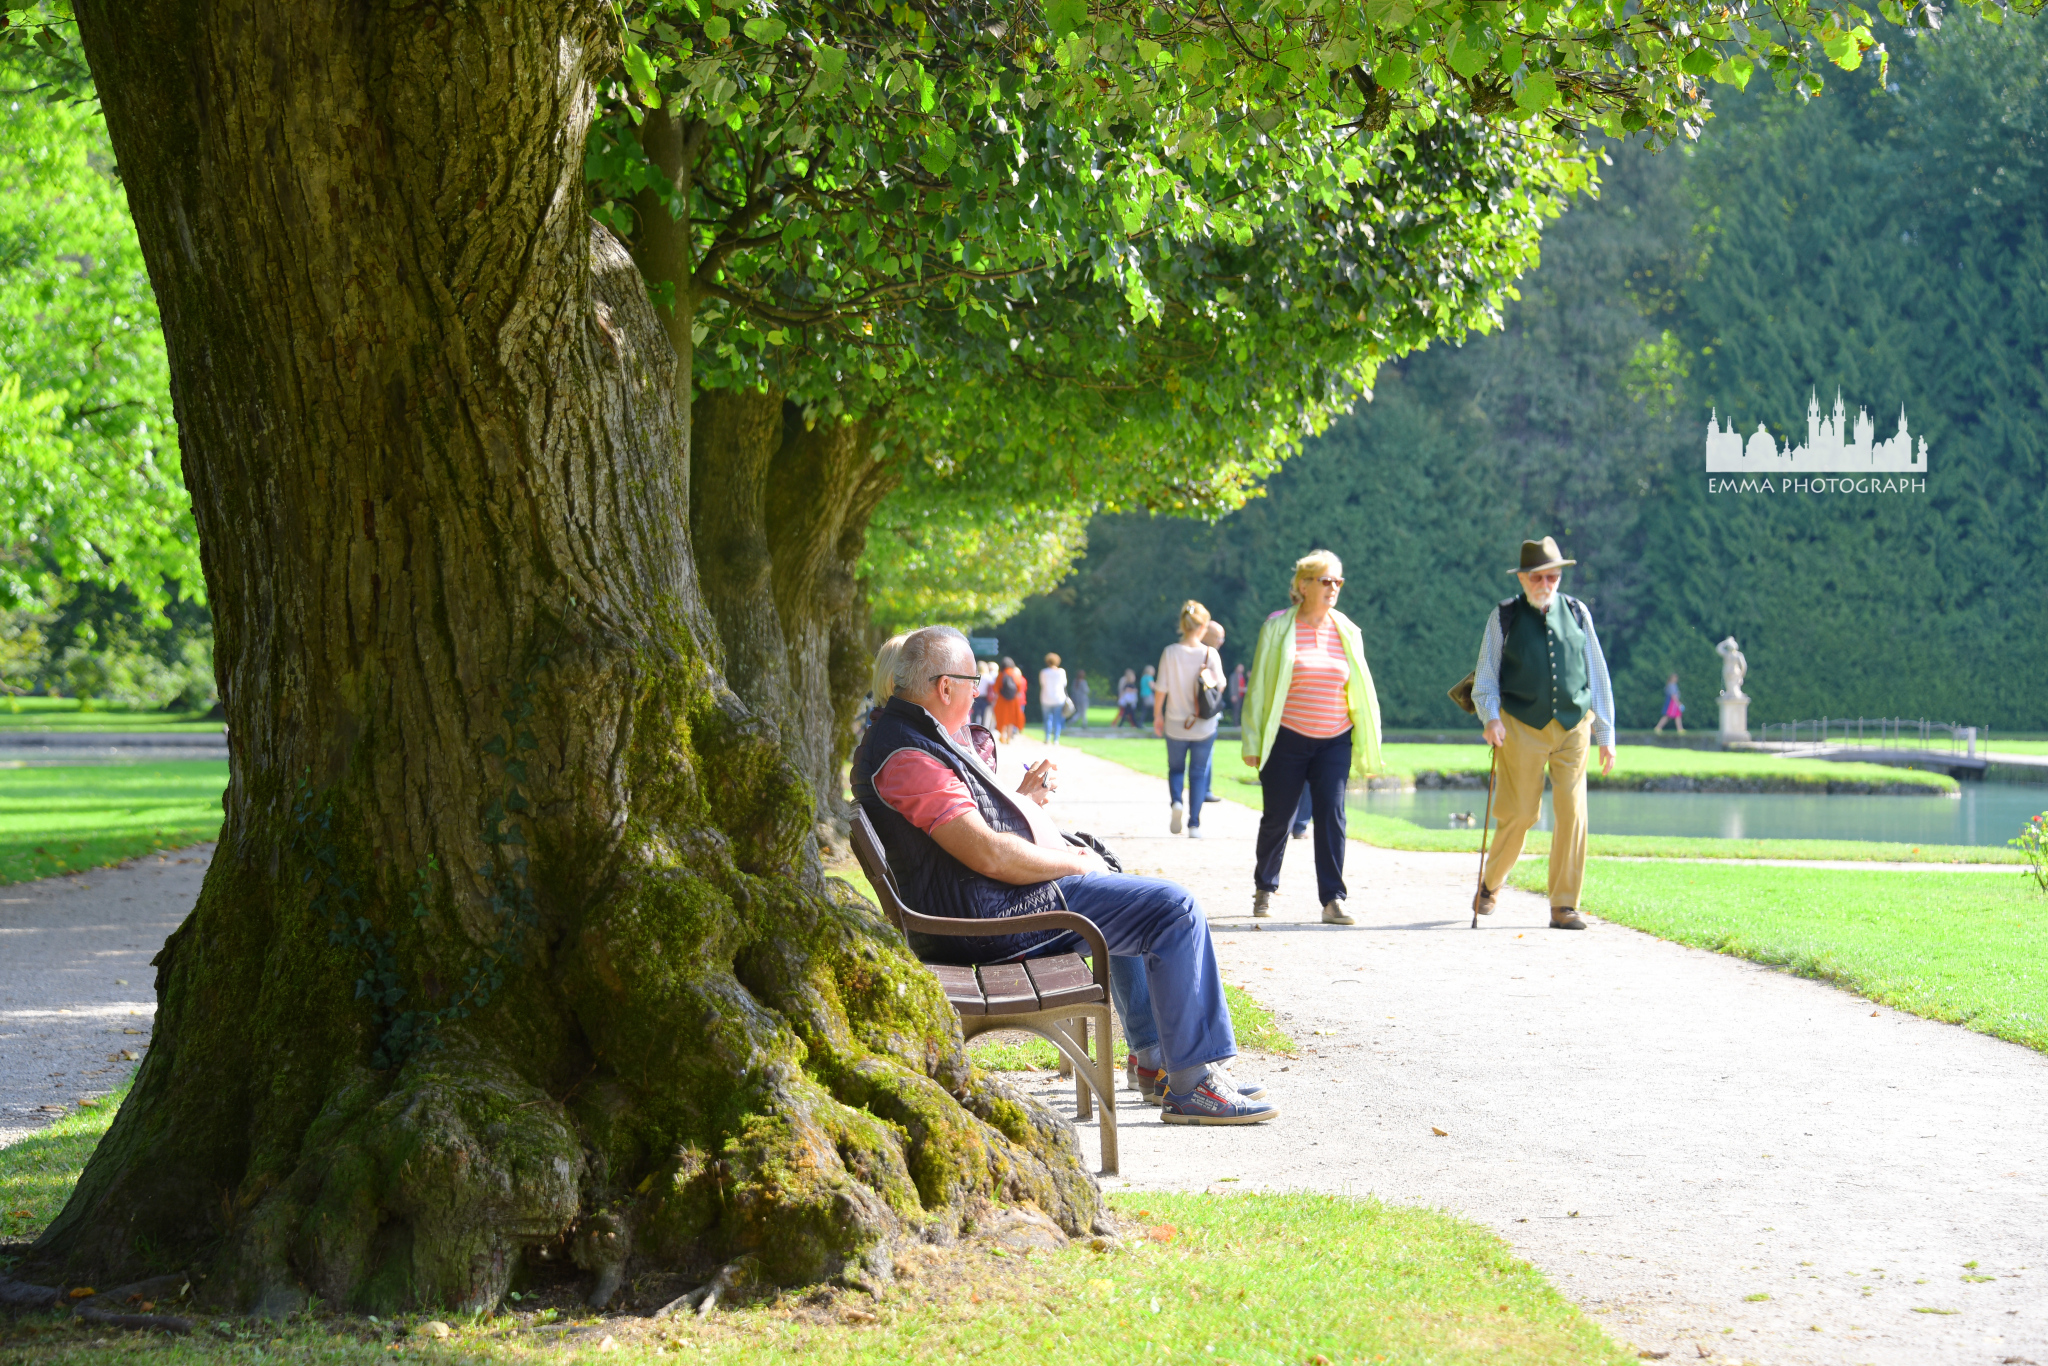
[1160,1074,1280,1126]
[1128,1061,1167,1106]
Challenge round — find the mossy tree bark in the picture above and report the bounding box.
[690,391,898,826]
[36,0,1099,1314]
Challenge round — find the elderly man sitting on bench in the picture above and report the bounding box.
[850,625,1277,1126]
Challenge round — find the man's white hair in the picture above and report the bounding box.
[892,625,972,696]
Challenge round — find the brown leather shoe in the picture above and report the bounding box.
[1472,886,1496,916]
[1550,907,1586,930]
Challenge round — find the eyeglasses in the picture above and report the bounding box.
[931,673,979,685]
[1525,571,1563,586]
[1315,577,1345,588]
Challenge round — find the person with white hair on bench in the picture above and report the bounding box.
[850,625,1278,1126]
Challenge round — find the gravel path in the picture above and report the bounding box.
[0,848,208,1146]
[1000,739,2048,1366]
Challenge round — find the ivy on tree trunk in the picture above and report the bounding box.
[35,0,1099,1314]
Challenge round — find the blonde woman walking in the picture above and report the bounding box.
[1154,601,1226,838]
[1240,550,1383,924]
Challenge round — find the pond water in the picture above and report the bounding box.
[1355,783,2048,847]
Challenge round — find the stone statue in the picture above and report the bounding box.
[1716,636,1748,700]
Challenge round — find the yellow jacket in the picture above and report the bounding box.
[1240,606,1384,778]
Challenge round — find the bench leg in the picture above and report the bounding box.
[1089,1005,1118,1176]
[1073,1016,1091,1120]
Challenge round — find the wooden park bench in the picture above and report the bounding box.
[849,807,1119,1175]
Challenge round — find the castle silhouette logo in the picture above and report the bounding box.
[1704,390,1927,495]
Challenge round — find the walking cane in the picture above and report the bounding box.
[1471,745,1498,930]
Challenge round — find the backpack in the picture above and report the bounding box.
[998,672,1018,700]
[1448,596,1587,714]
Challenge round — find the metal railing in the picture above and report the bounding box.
[1753,717,1985,757]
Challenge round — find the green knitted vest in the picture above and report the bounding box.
[1498,594,1590,733]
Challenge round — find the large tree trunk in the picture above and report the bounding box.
[767,415,899,825]
[35,0,1098,1315]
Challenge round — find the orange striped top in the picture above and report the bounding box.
[1278,617,1352,739]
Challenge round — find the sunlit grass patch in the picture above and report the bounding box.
[0,1192,1630,1365]
[0,760,224,885]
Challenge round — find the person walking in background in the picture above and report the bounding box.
[1469,536,1618,931]
[971,658,996,729]
[991,655,1028,744]
[1069,669,1091,734]
[1241,550,1384,925]
[1228,661,1247,726]
[1652,673,1685,735]
[1155,602,1226,839]
[1039,652,1070,745]
[1138,665,1156,719]
[1115,670,1139,728]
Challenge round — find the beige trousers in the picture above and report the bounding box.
[1482,713,1591,909]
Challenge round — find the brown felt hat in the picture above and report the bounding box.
[1509,536,1576,575]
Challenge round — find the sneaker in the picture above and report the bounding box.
[1128,1061,1167,1105]
[1161,1075,1280,1126]
[1252,889,1272,919]
[1321,900,1355,926]
[1203,792,1221,804]
[1290,826,1310,841]
[1187,825,1204,840]
[1170,801,1185,834]
[1206,1064,1267,1101]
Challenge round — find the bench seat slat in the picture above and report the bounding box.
[977,962,1038,1013]
[927,963,986,1015]
[1023,953,1103,1010]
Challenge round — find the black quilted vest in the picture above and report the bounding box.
[850,697,1067,964]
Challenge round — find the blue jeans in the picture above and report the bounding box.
[1255,726,1352,904]
[1043,705,1065,744]
[1028,873,1236,1073]
[1165,735,1214,826]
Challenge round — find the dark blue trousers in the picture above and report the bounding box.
[1016,873,1236,1073]
[1254,726,1352,904]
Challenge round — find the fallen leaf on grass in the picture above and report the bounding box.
[1638,1352,1670,1361]
[1309,1356,1331,1365]
[8,1210,30,1218]
[1431,1127,1448,1137]
[1870,1011,1879,1017]
[1146,1225,1177,1244]
[68,1288,95,1299]
[841,1309,877,1325]
[120,1050,140,1061]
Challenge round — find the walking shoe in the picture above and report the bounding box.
[1472,885,1497,916]
[1550,907,1587,930]
[1321,900,1355,926]
[1161,1075,1280,1126]
[1206,1064,1267,1100]
[1203,792,1222,803]
[1170,801,1185,834]
[1252,889,1272,919]
[1187,825,1204,840]
[1290,826,1310,841]
[1128,1061,1167,1105]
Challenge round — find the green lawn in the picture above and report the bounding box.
[1061,736,2018,863]
[1,1086,1625,1366]
[0,760,225,884]
[1,1081,132,1244]
[1514,860,2048,1052]
[0,697,221,731]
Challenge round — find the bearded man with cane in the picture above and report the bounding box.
[1469,538,1618,930]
